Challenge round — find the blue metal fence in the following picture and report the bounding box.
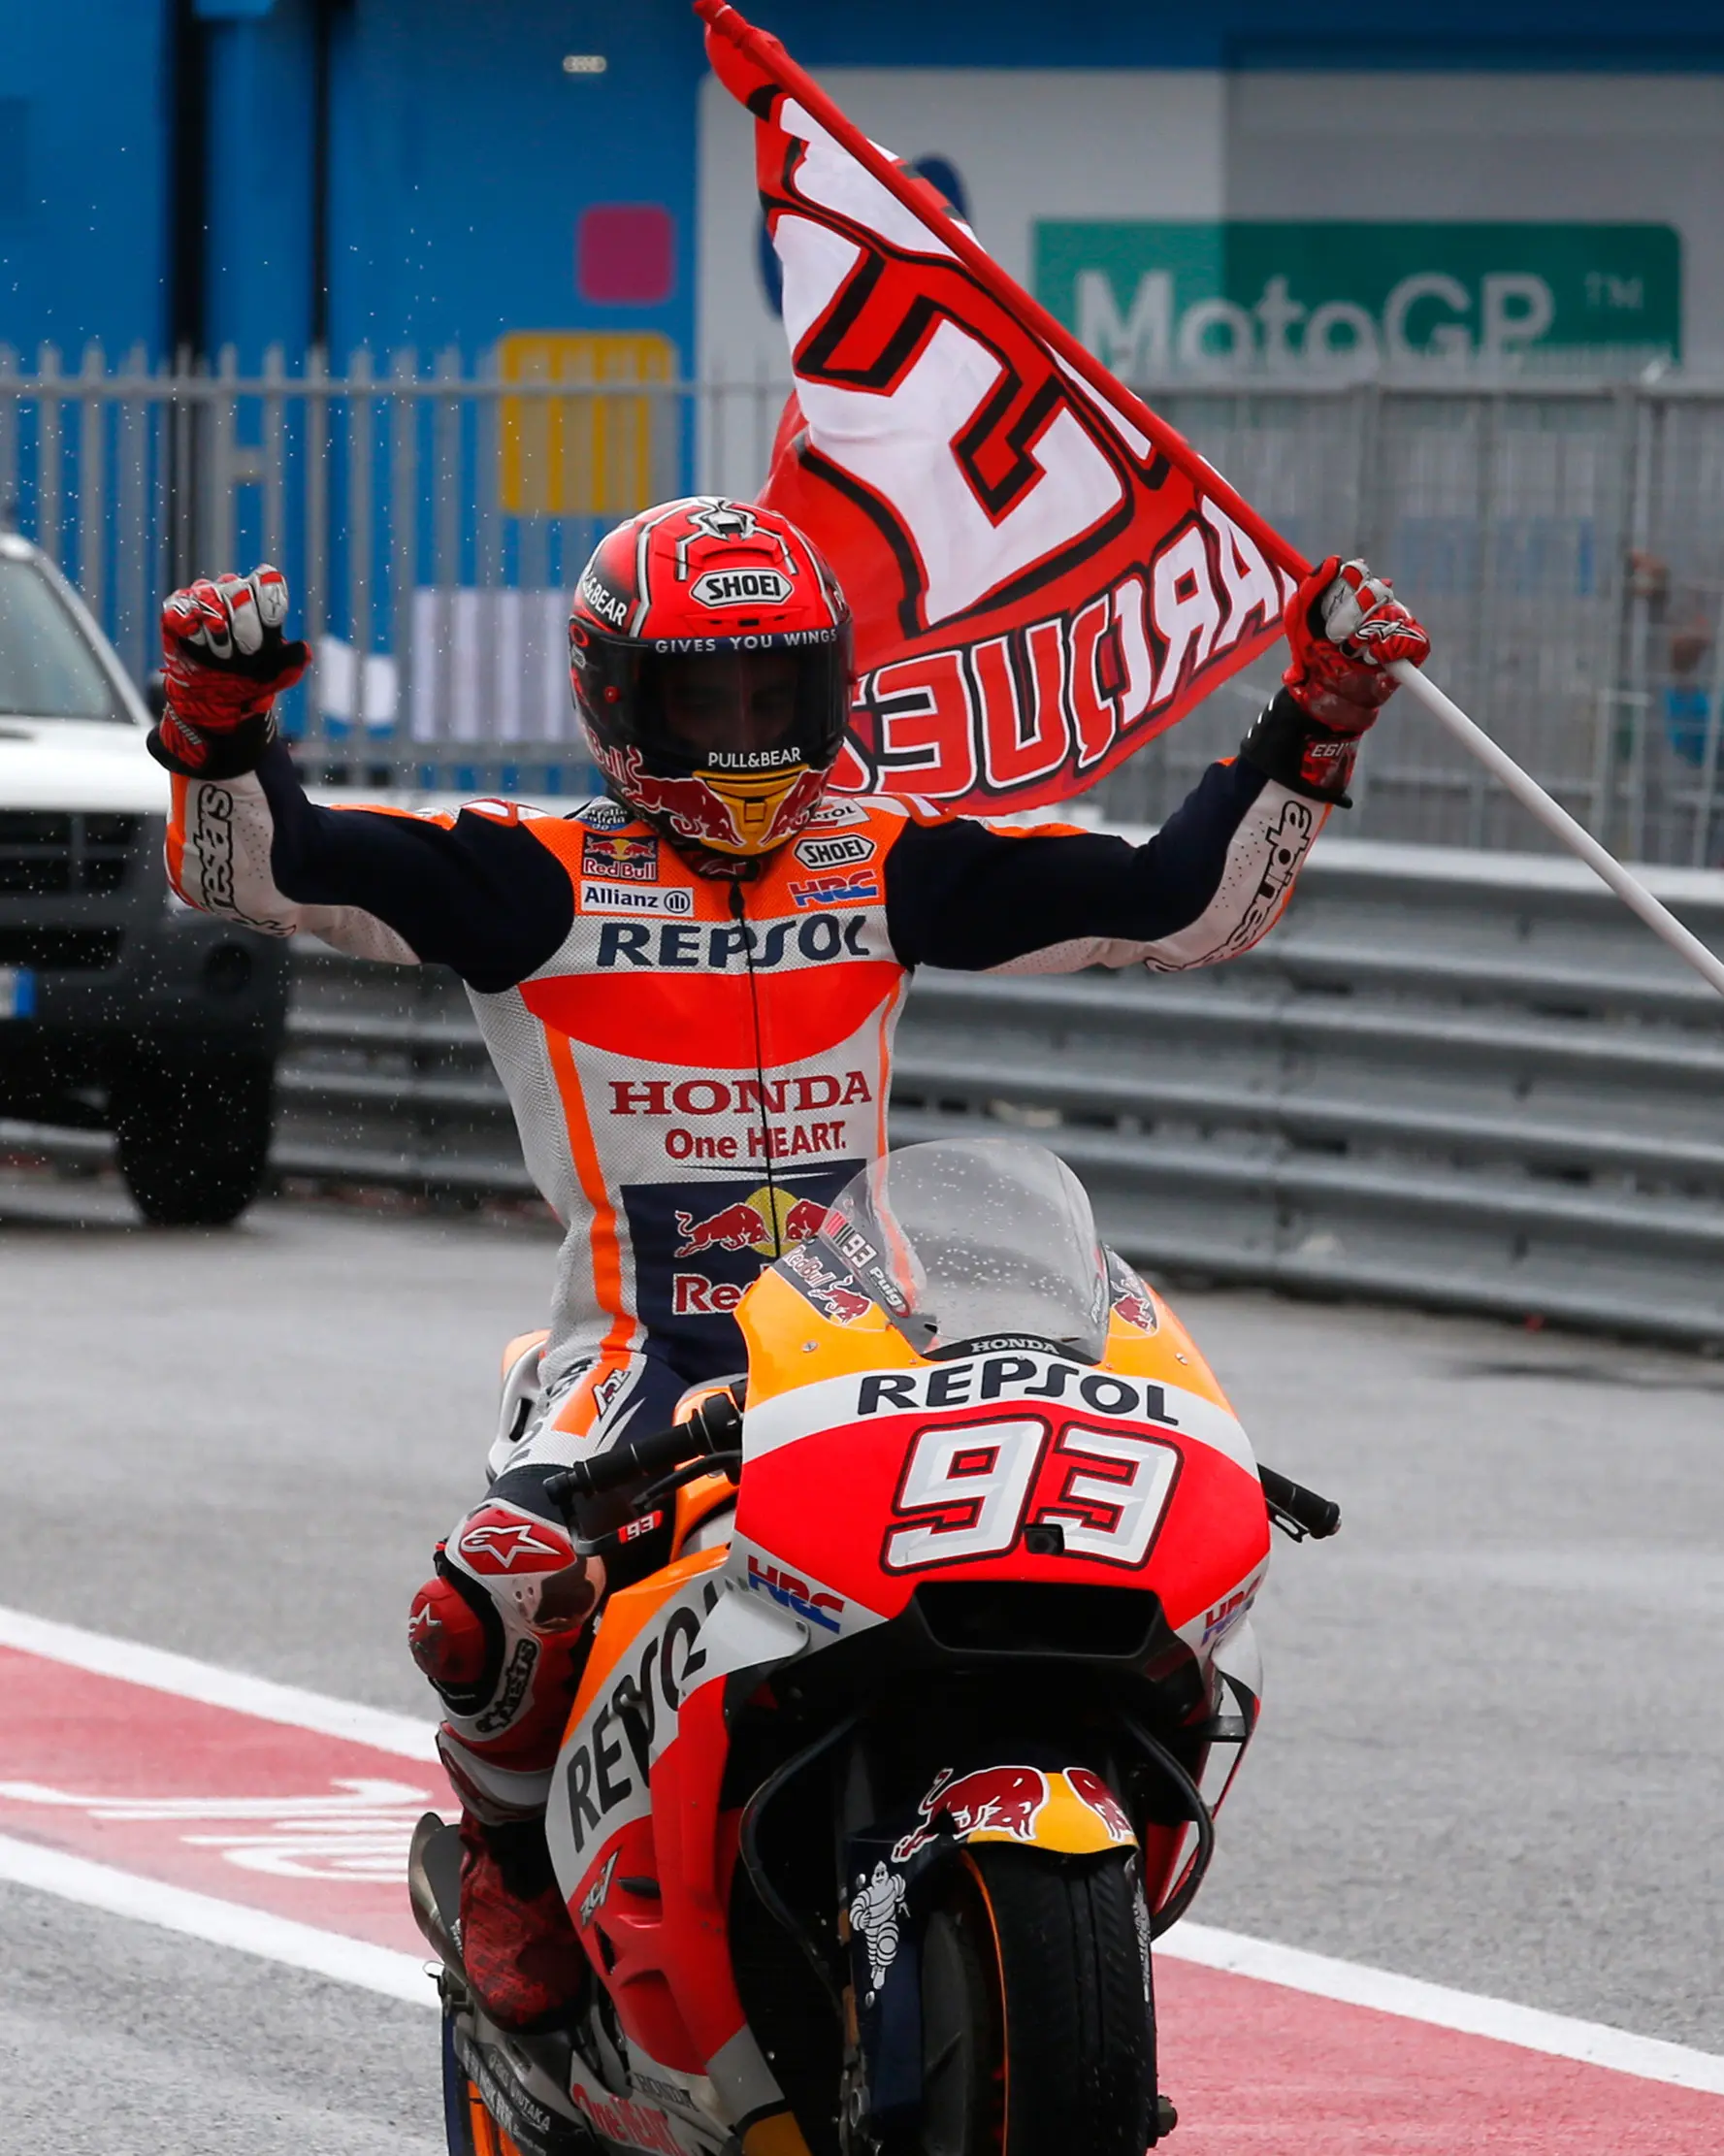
[5,344,1724,863]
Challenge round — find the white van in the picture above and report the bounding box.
[0,533,288,1223]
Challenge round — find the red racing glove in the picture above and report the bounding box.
[1241,556,1429,803]
[148,566,310,778]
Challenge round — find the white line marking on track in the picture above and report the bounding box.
[7,1605,1722,2094]
[0,1604,436,1761]
[0,1833,436,2008]
[1161,1922,1724,2095]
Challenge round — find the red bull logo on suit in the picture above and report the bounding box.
[674,1200,769,1257]
[580,833,661,882]
[673,1184,829,1258]
[669,1183,837,1319]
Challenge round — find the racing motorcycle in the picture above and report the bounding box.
[410,1136,1339,2156]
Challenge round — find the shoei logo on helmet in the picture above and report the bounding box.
[691,568,795,608]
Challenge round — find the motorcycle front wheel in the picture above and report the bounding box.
[917,1847,1155,2156]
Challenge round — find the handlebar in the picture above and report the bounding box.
[1259,1464,1341,1541]
[544,1393,1331,1549]
[542,1392,744,1510]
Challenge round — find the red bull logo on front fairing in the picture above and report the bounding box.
[891,1762,1136,1860]
[893,1765,1051,1860]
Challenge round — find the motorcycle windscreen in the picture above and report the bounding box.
[797,1136,1112,1362]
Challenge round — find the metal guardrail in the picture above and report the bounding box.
[275,834,1724,1349]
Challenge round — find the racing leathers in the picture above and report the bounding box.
[164,710,1339,1815]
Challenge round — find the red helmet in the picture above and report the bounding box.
[568,498,853,863]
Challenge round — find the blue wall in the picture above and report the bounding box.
[0,0,174,361]
[317,1,703,365]
[7,0,1724,371]
[758,0,1724,69]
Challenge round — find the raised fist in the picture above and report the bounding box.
[152,567,310,777]
[1282,556,1429,735]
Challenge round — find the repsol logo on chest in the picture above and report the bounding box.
[596,913,872,970]
[856,1357,1182,1425]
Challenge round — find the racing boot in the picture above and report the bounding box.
[407,1499,604,2029]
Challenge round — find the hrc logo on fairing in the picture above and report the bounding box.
[745,1554,844,1632]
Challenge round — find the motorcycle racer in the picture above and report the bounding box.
[151,500,1427,2025]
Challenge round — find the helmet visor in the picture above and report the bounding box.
[635,643,846,772]
[571,625,853,855]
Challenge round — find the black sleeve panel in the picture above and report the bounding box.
[883,755,1271,971]
[255,744,575,992]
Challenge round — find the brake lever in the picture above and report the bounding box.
[541,1392,745,1518]
[569,1453,744,1565]
[1259,1463,1341,1542]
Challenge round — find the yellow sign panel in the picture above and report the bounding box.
[497,331,676,518]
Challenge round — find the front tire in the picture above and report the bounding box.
[113,1050,275,1225]
[919,1848,1155,2156]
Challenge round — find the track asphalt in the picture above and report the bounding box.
[3,1167,1720,2148]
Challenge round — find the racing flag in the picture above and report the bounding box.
[699,0,1309,818]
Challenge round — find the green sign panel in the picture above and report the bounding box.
[1034,221,1681,375]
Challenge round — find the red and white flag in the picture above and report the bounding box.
[699,2,1307,817]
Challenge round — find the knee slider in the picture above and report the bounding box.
[408,1547,506,1715]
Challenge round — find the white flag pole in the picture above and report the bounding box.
[1389,660,1724,1000]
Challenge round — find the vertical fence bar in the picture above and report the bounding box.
[1463,391,1502,849]
[1689,569,1724,869]
[434,345,461,590]
[1584,386,1634,838]
[154,354,176,622]
[703,358,724,498]
[168,348,189,589]
[261,343,286,565]
[347,346,374,779]
[475,350,501,593]
[207,345,238,580]
[1344,379,1385,824]
[1622,392,1658,863]
[303,346,329,765]
[114,344,149,681]
[389,347,418,784]
[472,358,499,783]
[430,345,465,775]
[36,343,62,569]
[77,342,107,625]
